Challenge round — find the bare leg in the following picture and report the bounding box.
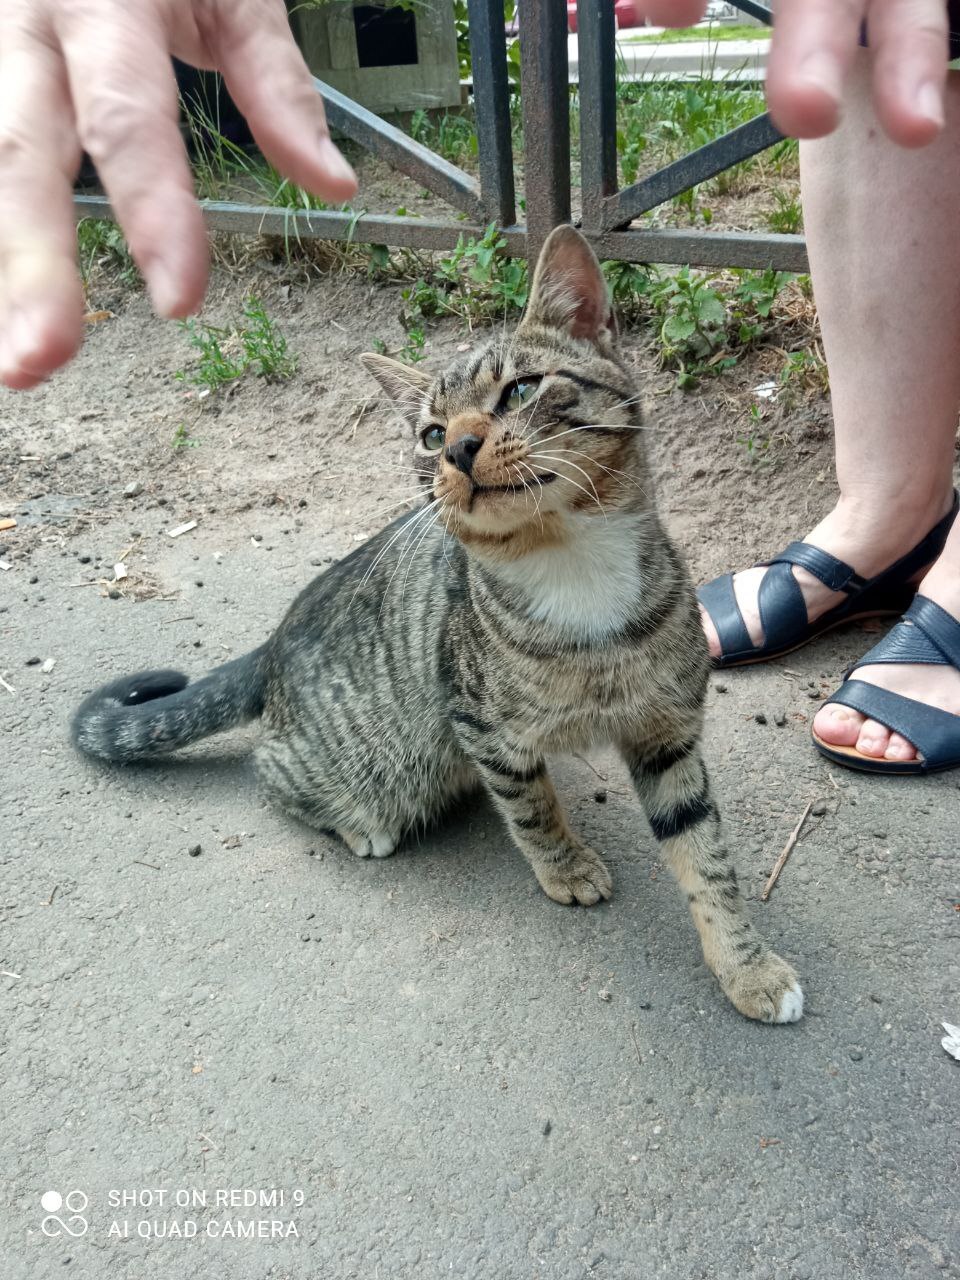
[703,53,960,761]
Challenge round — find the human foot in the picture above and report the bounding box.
[813,576,960,764]
[700,492,957,662]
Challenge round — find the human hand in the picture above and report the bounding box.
[0,0,357,391]
[628,0,949,147]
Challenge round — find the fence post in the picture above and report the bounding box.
[468,0,517,227]
[577,0,617,238]
[518,0,570,259]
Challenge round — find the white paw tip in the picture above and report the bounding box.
[370,834,397,858]
[775,983,804,1023]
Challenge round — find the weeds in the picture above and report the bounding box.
[398,326,427,364]
[778,346,829,409]
[616,78,766,186]
[766,189,803,235]
[171,422,201,450]
[398,224,528,333]
[602,264,802,389]
[77,219,139,288]
[176,296,297,391]
[737,428,772,466]
[410,110,477,166]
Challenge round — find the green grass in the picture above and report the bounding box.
[624,23,771,43]
[175,296,297,391]
[409,109,477,167]
[614,78,768,186]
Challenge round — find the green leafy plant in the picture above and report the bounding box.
[601,261,655,316]
[648,266,728,364]
[436,224,528,315]
[176,296,297,391]
[730,268,796,343]
[398,326,427,364]
[736,429,772,466]
[171,422,201,451]
[766,189,803,235]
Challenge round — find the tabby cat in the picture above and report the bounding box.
[72,227,803,1023]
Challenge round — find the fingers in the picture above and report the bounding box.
[199,0,357,202]
[768,0,948,145]
[0,12,84,389]
[766,0,866,138]
[626,1,707,26]
[55,0,208,319]
[869,0,949,146]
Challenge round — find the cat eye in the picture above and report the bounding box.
[421,425,446,452]
[500,378,541,414]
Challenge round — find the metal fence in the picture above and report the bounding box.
[75,0,807,272]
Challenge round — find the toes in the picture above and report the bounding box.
[856,717,892,758]
[570,878,602,906]
[338,830,372,858]
[722,952,803,1023]
[774,982,805,1024]
[884,731,918,762]
[370,832,399,858]
[537,855,613,907]
[813,702,863,746]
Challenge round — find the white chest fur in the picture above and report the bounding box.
[493,513,646,642]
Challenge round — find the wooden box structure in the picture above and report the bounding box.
[292,1,462,114]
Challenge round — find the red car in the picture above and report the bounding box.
[567,1,641,33]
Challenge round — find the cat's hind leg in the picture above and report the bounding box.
[622,737,803,1023]
[256,741,405,857]
[336,827,401,859]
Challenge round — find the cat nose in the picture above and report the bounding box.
[444,434,483,476]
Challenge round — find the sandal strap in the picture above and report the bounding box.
[756,561,809,652]
[763,542,865,593]
[851,595,960,674]
[827,678,960,768]
[697,573,752,658]
[906,595,960,668]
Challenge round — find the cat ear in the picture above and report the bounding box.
[360,353,433,413]
[521,225,616,344]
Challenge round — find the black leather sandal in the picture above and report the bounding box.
[697,492,958,668]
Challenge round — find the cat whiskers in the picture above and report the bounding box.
[514,460,547,532]
[535,443,650,499]
[393,503,444,619]
[376,503,443,622]
[349,499,438,609]
[527,450,607,517]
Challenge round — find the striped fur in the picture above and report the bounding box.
[71,228,802,1022]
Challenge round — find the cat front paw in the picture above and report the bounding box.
[722,951,803,1024]
[535,846,613,906]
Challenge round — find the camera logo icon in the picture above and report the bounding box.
[41,1190,89,1238]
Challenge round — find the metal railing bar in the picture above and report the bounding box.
[601,112,784,230]
[728,1,773,25]
[577,0,618,233]
[468,0,516,225]
[595,228,807,271]
[76,194,806,270]
[74,194,526,256]
[519,0,572,257]
[314,76,485,222]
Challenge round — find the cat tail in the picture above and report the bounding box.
[71,646,268,764]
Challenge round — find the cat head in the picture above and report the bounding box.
[361,227,646,556]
